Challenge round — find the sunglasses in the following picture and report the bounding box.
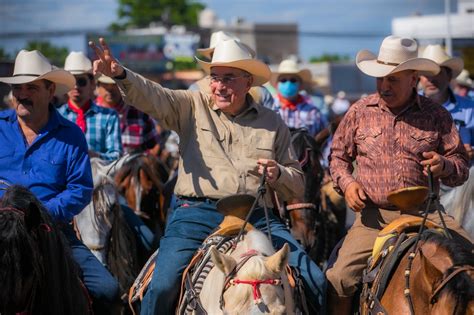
[279,78,299,83]
[75,77,89,87]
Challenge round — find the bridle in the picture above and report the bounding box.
[429,265,474,304]
[220,249,283,309]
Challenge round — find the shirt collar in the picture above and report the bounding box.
[0,105,68,129]
[64,100,99,114]
[211,93,260,115]
[367,91,422,112]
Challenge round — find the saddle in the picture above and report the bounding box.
[360,215,443,315]
[128,215,254,314]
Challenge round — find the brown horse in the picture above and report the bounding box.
[286,128,341,267]
[361,229,474,315]
[0,185,92,315]
[114,153,171,236]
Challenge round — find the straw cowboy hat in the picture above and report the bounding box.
[196,39,271,86]
[196,30,256,59]
[456,69,473,88]
[271,59,312,84]
[356,35,440,78]
[420,44,464,78]
[64,51,93,74]
[0,50,75,95]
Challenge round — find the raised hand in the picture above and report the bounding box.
[88,38,124,78]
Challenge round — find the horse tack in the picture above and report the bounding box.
[429,265,474,304]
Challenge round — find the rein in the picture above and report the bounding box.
[286,203,317,211]
[429,265,474,304]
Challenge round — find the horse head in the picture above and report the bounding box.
[199,230,294,314]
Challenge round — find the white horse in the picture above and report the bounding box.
[440,166,474,238]
[198,230,296,315]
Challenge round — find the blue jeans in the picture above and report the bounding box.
[62,224,120,302]
[121,202,155,253]
[140,198,326,315]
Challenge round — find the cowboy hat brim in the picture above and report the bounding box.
[271,69,312,86]
[195,57,271,86]
[356,50,440,78]
[0,68,75,95]
[440,58,464,78]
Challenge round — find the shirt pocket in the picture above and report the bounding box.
[407,130,439,156]
[199,126,226,158]
[35,154,68,185]
[246,136,274,160]
[355,127,382,157]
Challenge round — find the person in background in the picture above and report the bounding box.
[454,69,474,101]
[419,45,474,162]
[96,74,160,155]
[0,49,119,312]
[58,51,122,161]
[271,58,327,137]
[327,35,471,314]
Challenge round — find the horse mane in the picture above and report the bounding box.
[421,231,474,314]
[0,185,90,315]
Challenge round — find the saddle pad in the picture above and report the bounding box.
[372,215,440,264]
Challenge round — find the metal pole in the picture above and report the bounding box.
[445,0,453,56]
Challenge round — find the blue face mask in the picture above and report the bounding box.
[278,80,300,98]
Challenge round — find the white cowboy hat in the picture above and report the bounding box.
[456,69,473,88]
[64,51,93,75]
[0,50,75,95]
[271,59,312,84]
[196,30,256,59]
[420,44,464,78]
[196,39,271,86]
[97,74,116,84]
[356,35,440,78]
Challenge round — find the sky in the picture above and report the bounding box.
[0,0,450,61]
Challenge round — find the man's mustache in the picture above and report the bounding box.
[17,99,33,106]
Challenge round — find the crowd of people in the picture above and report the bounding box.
[0,30,473,315]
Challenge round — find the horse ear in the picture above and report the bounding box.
[210,246,237,275]
[265,243,290,274]
[420,249,443,287]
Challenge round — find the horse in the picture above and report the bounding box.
[287,128,342,267]
[114,153,172,237]
[363,230,474,315]
[441,166,474,238]
[0,185,91,315]
[186,230,295,314]
[74,158,140,300]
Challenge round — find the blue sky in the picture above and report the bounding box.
[0,0,449,61]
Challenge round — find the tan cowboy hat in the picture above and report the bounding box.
[356,35,440,78]
[64,51,93,75]
[271,59,312,84]
[197,30,256,59]
[97,74,116,84]
[0,50,75,96]
[196,39,271,86]
[456,69,473,88]
[420,45,464,78]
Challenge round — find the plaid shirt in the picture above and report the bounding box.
[329,93,469,209]
[272,94,327,136]
[58,101,122,161]
[96,99,160,153]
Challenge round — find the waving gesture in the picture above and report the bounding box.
[88,38,124,78]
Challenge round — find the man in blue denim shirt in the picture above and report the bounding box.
[0,50,119,310]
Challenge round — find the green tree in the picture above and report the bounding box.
[309,53,350,63]
[110,0,205,31]
[24,41,69,66]
[0,48,12,61]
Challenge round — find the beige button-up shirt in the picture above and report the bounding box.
[116,69,304,205]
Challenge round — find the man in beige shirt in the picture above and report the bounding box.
[90,38,325,314]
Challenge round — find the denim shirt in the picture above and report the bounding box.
[0,107,93,222]
[442,91,474,147]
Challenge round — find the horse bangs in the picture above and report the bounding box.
[0,210,41,312]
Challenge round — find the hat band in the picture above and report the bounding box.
[13,73,40,77]
[377,60,400,66]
